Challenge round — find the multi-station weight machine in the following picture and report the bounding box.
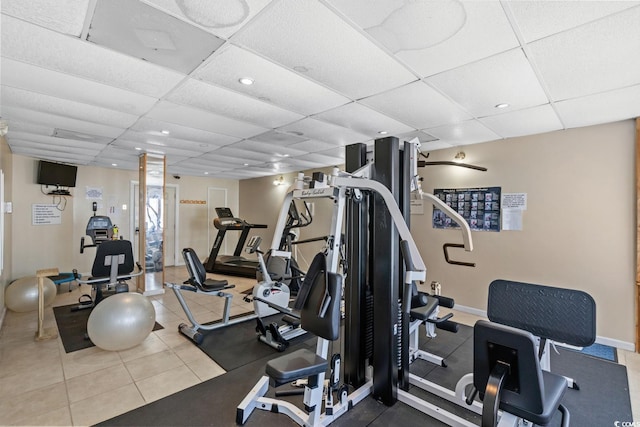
[238,137,476,425]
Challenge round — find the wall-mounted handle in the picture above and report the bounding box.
[443,243,476,267]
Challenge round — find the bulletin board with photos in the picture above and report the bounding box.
[432,187,501,232]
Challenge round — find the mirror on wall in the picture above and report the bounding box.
[138,153,166,295]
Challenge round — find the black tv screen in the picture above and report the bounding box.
[37,160,78,187]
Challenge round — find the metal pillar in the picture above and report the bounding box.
[344,143,369,387]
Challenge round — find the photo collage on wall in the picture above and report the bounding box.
[432,187,501,232]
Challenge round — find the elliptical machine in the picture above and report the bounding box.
[247,236,308,351]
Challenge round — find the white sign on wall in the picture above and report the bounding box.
[32,204,62,225]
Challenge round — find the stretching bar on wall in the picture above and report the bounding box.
[432,187,501,232]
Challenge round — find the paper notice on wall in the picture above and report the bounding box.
[86,186,103,200]
[32,204,61,225]
[501,193,527,210]
[502,208,523,231]
[410,199,424,215]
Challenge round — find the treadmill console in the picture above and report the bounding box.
[216,207,234,218]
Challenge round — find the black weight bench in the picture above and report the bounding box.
[487,279,596,390]
[474,320,570,427]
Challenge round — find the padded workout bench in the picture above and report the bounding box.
[48,271,80,292]
[487,279,596,390]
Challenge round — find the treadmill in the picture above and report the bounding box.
[204,207,267,277]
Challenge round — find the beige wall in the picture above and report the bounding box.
[0,136,13,311]
[239,167,338,269]
[240,120,636,347]
[415,120,635,346]
[9,155,239,281]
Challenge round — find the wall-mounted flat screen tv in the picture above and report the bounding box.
[37,160,78,187]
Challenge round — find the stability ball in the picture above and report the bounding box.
[87,293,156,351]
[5,276,56,313]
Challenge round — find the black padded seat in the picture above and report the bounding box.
[266,348,328,387]
[409,296,439,321]
[200,278,230,291]
[182,248,232,292]
[501,370,568,426]
[474,320,569,427]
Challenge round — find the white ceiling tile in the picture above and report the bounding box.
[113,138,202,157]
[232,140,306,158]
[195,45,350,116]
[8,131,107,153]
[130,118,240,146]
[249,130,308,146]
[313,102,414,137]
[88,0,225,74]
[330,0,519,77]
[115,132,215,155]
[210,146,273,162]
[505,0,640,42]
[554,84,640,129]
[199,151,263,166]
[10,146,94,164]
[166,79,303,128]
[2,59,159,116]
[1,0,91,36]
[120,133,221,153]
[288,139,341,153]
[479,104,563,138]
[1,15,185,98]
[396,130,438,144]
[276,118,369,146]
[361,81,472,129]
[2,106,123,138]
[2,86,139,128]
[142,0,272,39]
[4,119,54,137]
[425,120,500,146]
[419,140,454,151]
[426,49,548,118]
[315,147,347,160]
[296,152,345,166]
[528,6,640,101]
[234,0,416,99]
[8,138,102,157]
[145,101,268,138]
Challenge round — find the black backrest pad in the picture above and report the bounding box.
[182,248,206,287]
[474,320,545,414]
[300,254,342,341]
[91,239,135,277]
[488,279,596,347]
[292,252,325,311]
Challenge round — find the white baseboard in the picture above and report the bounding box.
[595,336,635,352]
[452,304,635,351]
[452,304,487,318]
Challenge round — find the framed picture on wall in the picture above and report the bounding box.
[433,187,501,232]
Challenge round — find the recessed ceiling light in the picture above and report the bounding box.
[243,163,249,166]
[161,129,170,135]
[495,103,509,109]
[283,154,290,157]
[378,131,388,135]
[112,163,118,167]
[239,77,254,85]
[204,172,209,175]
[135,147,142,151]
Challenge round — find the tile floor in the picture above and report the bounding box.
[0,268,639,426]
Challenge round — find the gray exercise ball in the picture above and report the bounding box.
[87,293,156,351]
[5,276,57,313]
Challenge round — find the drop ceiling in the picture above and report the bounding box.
[1,0,639,179]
